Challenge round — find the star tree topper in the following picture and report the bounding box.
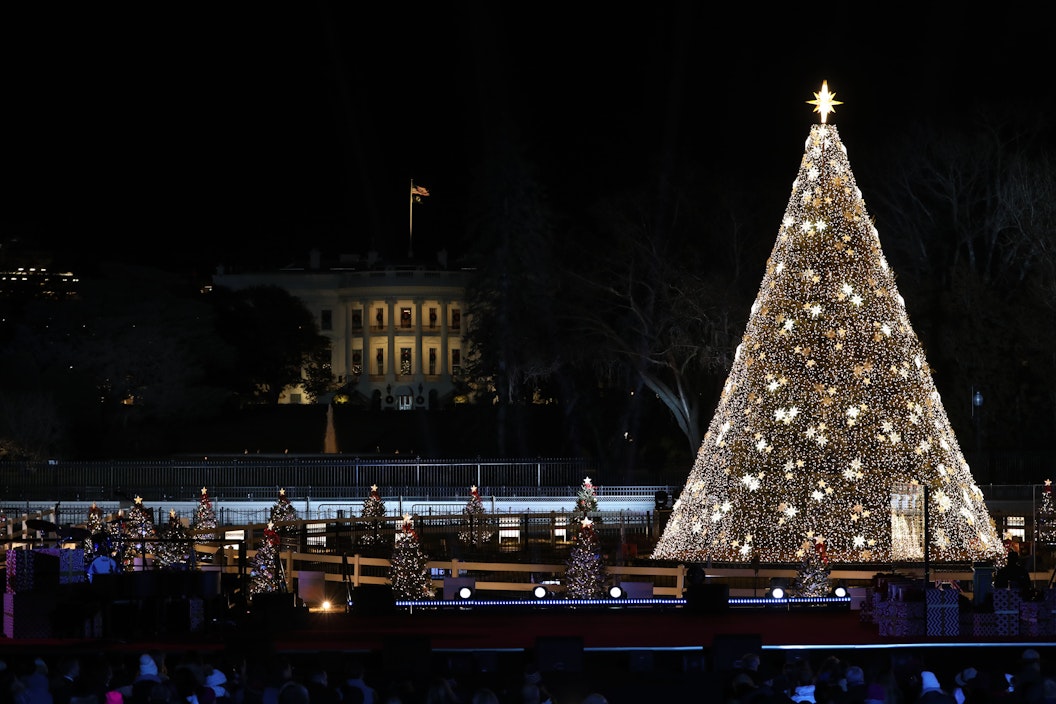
[806,80,843,123]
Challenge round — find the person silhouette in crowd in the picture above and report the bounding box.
[992,551,1031,593]
[87,535,119,583]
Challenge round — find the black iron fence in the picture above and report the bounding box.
[0,456,592,502]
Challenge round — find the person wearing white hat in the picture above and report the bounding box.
[918,671,956,704]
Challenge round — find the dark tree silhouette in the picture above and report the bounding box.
[210,283,334,404]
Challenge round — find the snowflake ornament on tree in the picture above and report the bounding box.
[793,535,832,597]
[573,476,599,519]
[358,484,387,546]
[564,517,607,599]
[269,488,299,538]
[458,485,493,546]
[388,514,434,600]
[249,522,282,597]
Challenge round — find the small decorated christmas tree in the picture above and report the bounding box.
[122,496,158,571]
[249,522,282,597]
[573,476,599,519]
[458,485,493,546]
[193,486,218,544]
[1037,479,1056,547]
[106,509,130,571]
[389,514,434,600]
[793,534,831,597]
[359,484,387,546]
[269,488,299,538]
[564,517,607,599]
[84,502,106,562]
[155,509,193,569]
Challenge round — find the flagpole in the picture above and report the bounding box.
[409,179,415,258]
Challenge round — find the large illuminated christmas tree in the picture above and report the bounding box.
[652,83,1003,565]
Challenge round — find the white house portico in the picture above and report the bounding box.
[212,250,471,409]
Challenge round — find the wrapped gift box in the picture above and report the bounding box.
[1020,601,1051,637]
[890,600,925,636]
[925,588,959,636]
[5,549,59,593]
[188,597,205,632]
[973,612,997,638]
[874,600,893,636]
[993,589,1022,636]
[37,548,86,585]
[3,591,54,639]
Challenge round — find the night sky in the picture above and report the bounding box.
[2,4,1051,276]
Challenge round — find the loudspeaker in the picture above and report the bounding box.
[353,584,394,613]
[629,650,654,672]
[711,634,762,672]
[443,577,475,601]
[535,636,583,672]
[297,571,325,605]
[619,581,654,599]
[685,583,729,613]
[383,636,431,678]
[250,592,306,629]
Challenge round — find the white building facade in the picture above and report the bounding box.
[212,252,472,409]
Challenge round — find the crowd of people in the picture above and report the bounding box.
[0,644,1052,704]
[0,649,611,704]
[723,647,1054,704]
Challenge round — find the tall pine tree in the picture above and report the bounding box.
[652,83,1002,565]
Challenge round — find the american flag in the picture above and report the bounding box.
[411,184,430,199]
